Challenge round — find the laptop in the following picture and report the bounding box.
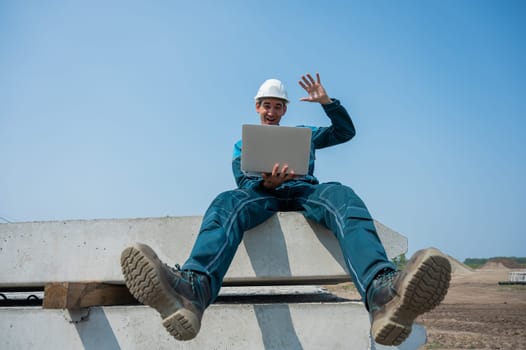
[241,124,312,176]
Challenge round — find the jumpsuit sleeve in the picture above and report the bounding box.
[232,140,263,190]
[311,98,356,149]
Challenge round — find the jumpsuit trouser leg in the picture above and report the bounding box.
[182,188,279,302]
[299,182,395,298]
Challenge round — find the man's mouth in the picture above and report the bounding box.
[265,116,277,124]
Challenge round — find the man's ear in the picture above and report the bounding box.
[255,101,261,112]
[283,103,287,115]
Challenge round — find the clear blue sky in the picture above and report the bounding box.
[1,1,525,262]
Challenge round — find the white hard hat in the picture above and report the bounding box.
[254,79,289,103]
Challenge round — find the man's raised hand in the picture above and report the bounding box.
[298,73,332,105]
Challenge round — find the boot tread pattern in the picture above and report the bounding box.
[121,247,163,307]
[121,245,201,341]
[375,252,451,346]
[163,311,198,341]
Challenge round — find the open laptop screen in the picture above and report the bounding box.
[241,124,312,176]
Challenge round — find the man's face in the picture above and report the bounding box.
[256,98,287,125]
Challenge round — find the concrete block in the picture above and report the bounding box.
[0,303,425,350]
[0,213,407,287]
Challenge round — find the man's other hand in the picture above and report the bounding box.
[262,163,296,189]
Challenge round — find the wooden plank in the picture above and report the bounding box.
[43,282,136,309]
[42,283,349,309]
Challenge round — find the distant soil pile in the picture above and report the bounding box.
[447,256,474,275]
[480,258,522,270]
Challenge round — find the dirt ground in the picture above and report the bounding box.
[417,267,526,350]
[326,264,526,350]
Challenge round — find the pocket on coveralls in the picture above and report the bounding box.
[345,206,373,220]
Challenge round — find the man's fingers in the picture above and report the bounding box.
[262,164,296,189]
[301,74,316,88]
[285,170,295,180]
[307,73,316,85]
[279,164,289,177]
[299,73,322,88]
[271,163,279,176]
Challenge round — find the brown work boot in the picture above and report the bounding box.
[367,248,451,346]
[120,243,211,341]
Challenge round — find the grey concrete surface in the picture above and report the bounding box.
[0,303,425,350]
[0,212,407,287]
[0,214,424,349]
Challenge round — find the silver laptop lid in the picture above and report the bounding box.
[241,124,312,176]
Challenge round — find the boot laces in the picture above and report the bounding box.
[375,269,398,289]
[169,264,206,305]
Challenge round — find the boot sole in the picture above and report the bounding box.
[372,248,451,346]
[120,243,200,340]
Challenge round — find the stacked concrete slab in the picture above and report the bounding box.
[0,212,425,349]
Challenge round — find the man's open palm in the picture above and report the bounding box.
[299,73,331,104]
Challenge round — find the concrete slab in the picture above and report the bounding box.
[0,303,425,350]
[0,213,407,287]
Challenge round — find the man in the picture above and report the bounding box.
[121,73,451,346]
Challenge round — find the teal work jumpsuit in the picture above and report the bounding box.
[182,99,395,304]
